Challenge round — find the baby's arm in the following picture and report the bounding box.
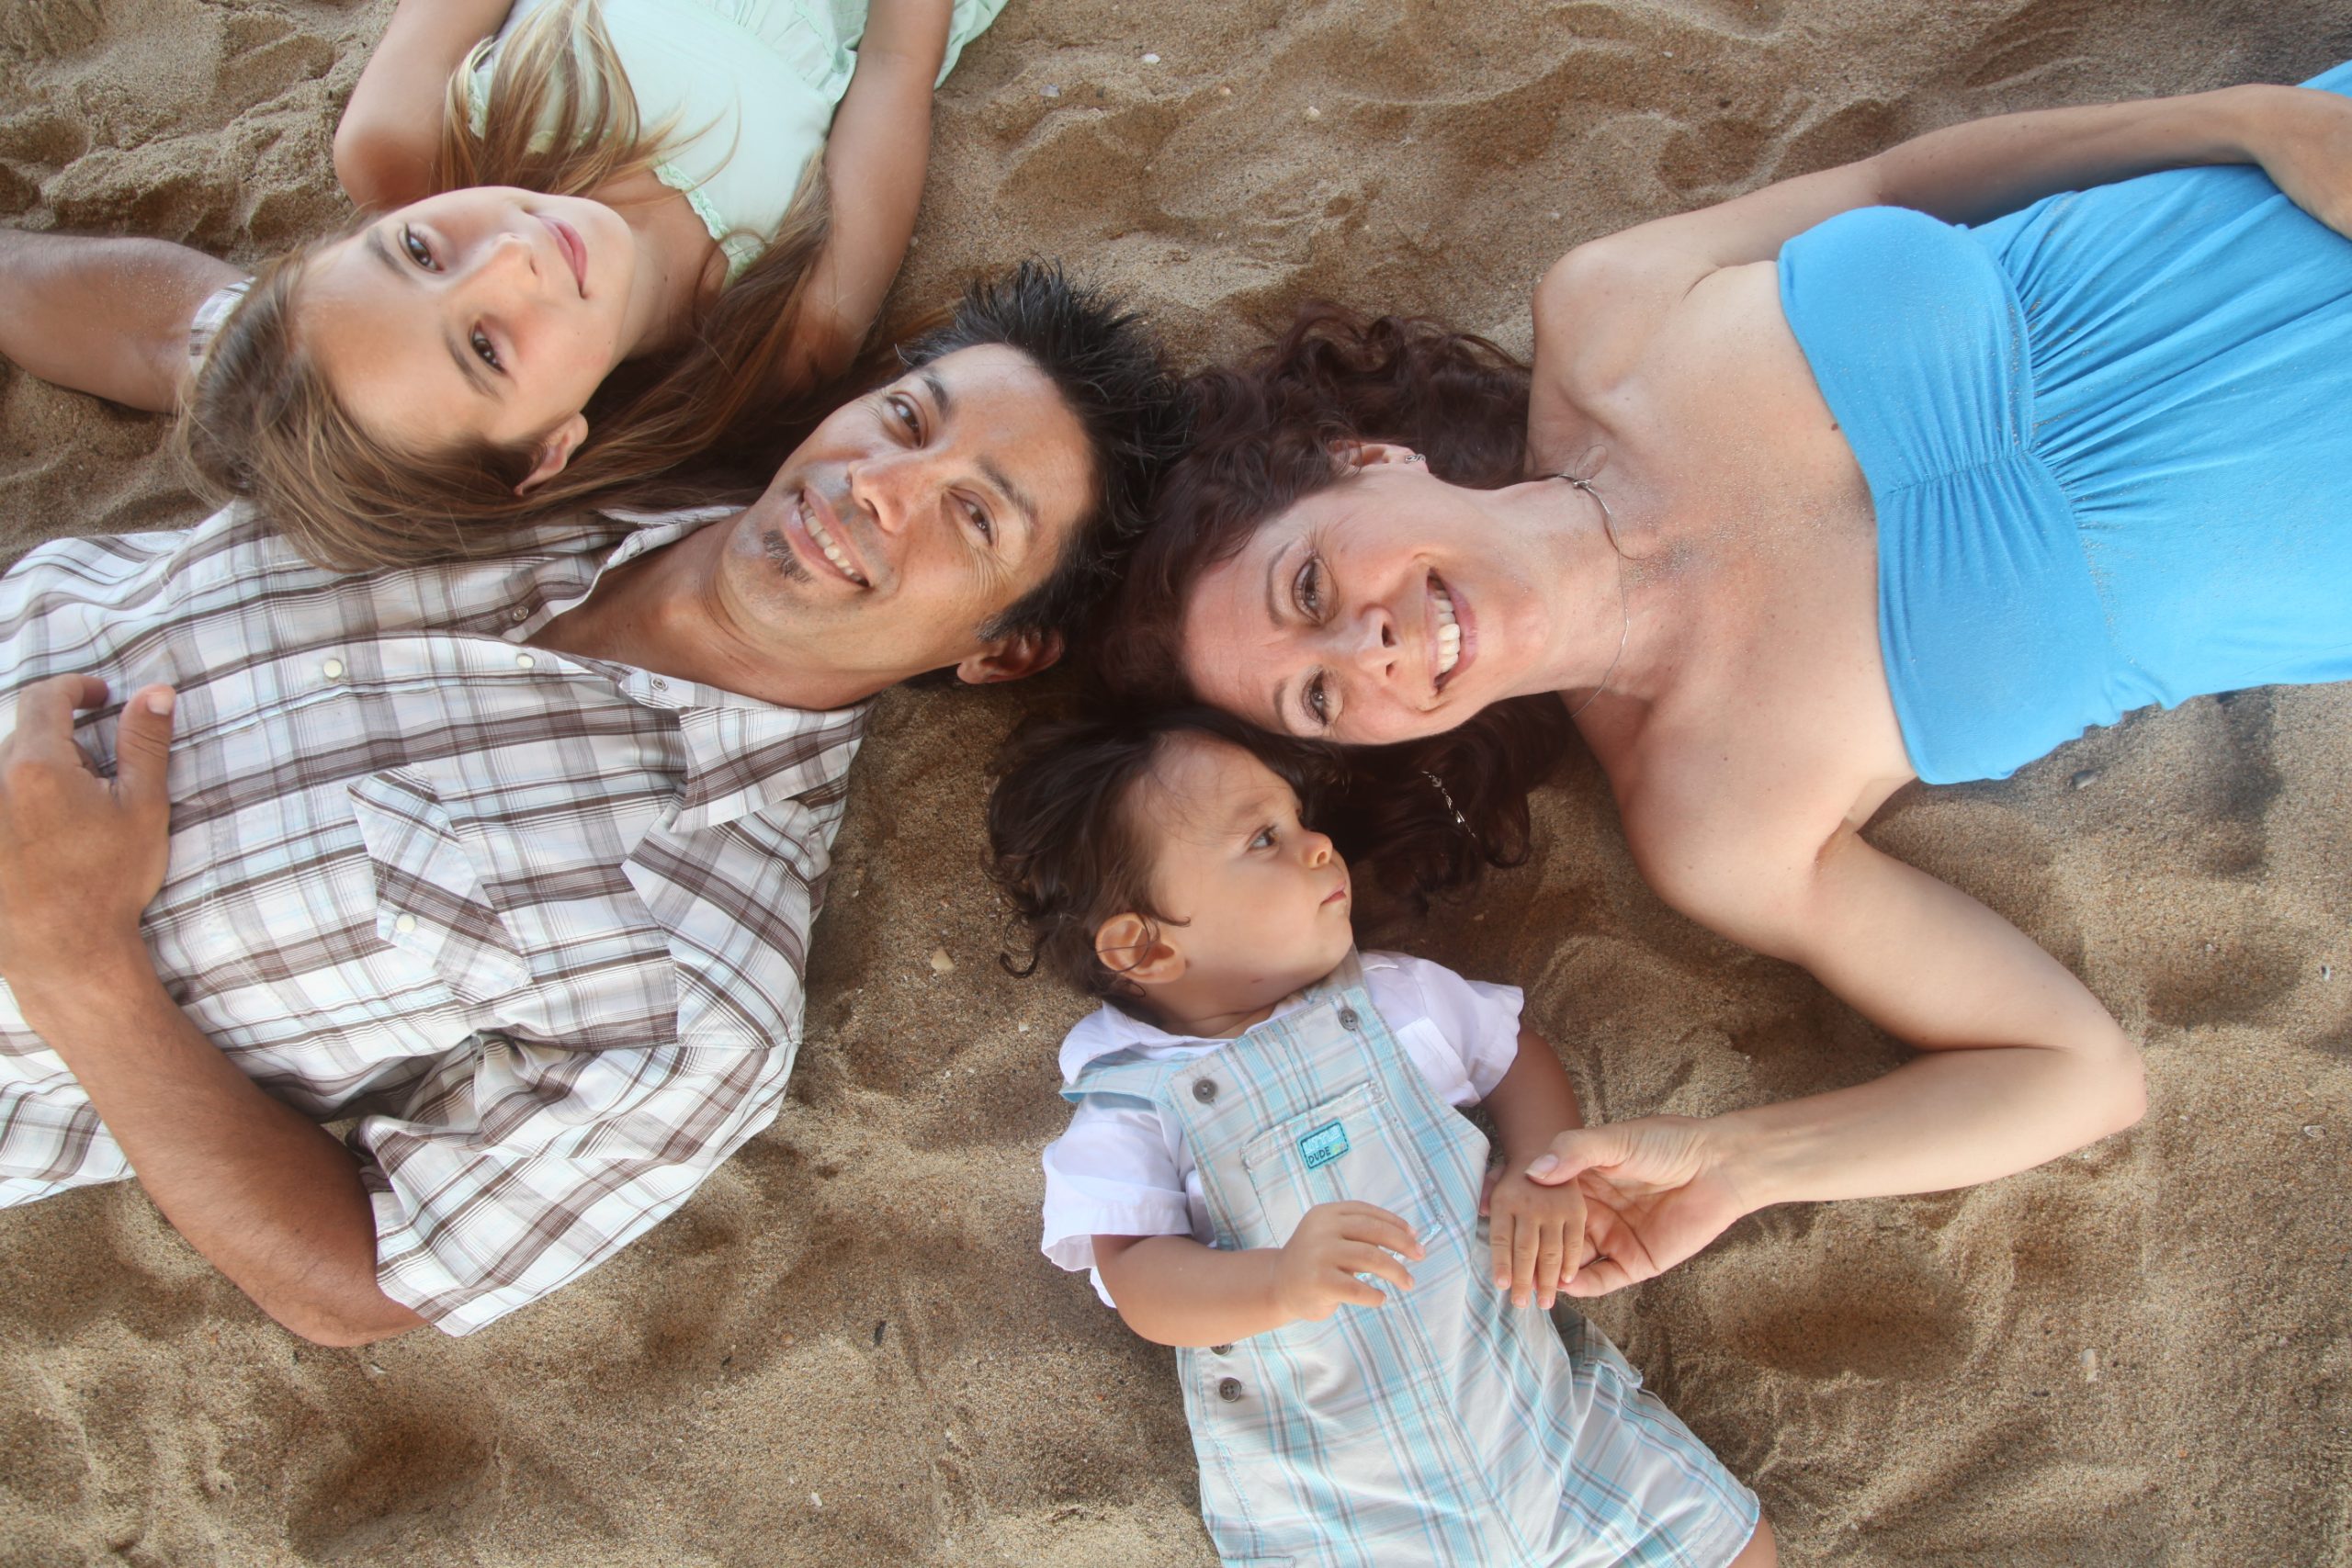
[1478,1025,1591,1311]
[1094,1201,1424,1348]
[780,0,956,385]
[0,230,244,412]
[334,0,517,211]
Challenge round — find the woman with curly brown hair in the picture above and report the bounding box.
[1110,64,2352,1295]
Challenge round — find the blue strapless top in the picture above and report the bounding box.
[1778,61,2352,783]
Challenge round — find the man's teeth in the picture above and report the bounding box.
[799,498,867,585]
[1433,581,1462,677]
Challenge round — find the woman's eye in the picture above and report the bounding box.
[1304,674,1330,728]
[961,497,994,543]
[1294,556,1326,618]
[469,328,503,372]
[401,226,435,269]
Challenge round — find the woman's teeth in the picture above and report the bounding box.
[1433,581,1462,677]
[799,497,867,586]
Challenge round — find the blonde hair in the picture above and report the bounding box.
[180,0,839,570]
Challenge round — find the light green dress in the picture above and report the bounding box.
[469,0,1009,280]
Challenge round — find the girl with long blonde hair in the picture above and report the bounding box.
[0,0,1005,567]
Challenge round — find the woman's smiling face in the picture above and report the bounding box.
[1180,457,1556,745]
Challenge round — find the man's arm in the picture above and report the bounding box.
[0,677,423,1346]
[0,231,245,412]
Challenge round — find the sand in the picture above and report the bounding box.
[5,0,2351,1562]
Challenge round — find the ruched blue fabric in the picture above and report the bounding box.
[1779,61,2352,784]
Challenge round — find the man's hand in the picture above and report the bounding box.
[1272,1201,1423,1324]
[1482,1153,1592,1310]
[1523,1116,1758,1298]
[0,676,175,1009]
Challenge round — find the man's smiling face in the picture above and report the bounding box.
[713,343,1095,693]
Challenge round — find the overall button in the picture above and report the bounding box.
[509,606,529,623]
[1209,1344,1233,1356]
[1192,1078,1218,1104]
[1216,1377,1243,1403]
[1338,1007,1362,1032]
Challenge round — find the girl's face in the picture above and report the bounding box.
[298,186,643,478]
[1131,736,1356,1010]
[1180,457,1559,746]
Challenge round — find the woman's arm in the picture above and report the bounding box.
[1539,82,2352,394]
[0,231,245,412]
[780,0,955,386]
[334,0,516,211]
[1534,814,2145,1293]
[1095,1200,1424,1348]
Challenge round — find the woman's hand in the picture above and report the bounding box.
[1525,1117,1756,1298]
[2235,84,2352,238]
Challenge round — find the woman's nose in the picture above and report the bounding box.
[1345,604,1398,678]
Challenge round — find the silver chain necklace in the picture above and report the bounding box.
[1558,471,1630,721]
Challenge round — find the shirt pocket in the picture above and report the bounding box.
[1238,1078,1436,1253]
[347,768,533,1007]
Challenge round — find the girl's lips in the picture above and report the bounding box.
[541,215,588,296]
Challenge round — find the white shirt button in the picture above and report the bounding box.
[322,658,345,680]
[393,914,418,934]
[515,653,537,671]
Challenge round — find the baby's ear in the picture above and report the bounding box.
[1095,911,1183,987]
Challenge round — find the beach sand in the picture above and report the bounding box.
[5,0,2351,1562]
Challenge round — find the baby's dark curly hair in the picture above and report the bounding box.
[985,706,1334,1004]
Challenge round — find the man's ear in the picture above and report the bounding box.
[955,626,1064,686]
[514,412,591,495]
[1333,439,1419,475]
[1095,912,1183,987]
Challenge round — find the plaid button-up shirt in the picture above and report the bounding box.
[0,505,866,1334]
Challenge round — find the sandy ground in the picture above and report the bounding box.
[5,0,2352,1562]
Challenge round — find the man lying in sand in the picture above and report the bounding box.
[0,263,1185,1348]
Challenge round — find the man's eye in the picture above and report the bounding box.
[470,327,503,371]
[401,226,435,269]
[888,394,921,434]
[962,496,994,543]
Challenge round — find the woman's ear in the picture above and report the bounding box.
[1332,440,1421,475]
[514,412,591,495]
[1096,912,1184,987]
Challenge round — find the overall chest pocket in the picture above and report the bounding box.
[1238,1078,1437,1252]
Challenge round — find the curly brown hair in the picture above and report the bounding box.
[1102,302,1579,912]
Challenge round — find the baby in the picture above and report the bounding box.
[987,707,1773,1567]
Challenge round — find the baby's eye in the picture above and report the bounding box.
[401,226,436,269]
[469,327,503,371]
[1249,825,1279,851]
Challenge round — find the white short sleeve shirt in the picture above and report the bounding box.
[1039,952,1525,1305]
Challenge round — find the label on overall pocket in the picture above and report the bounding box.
[1297,1121,1349,1169]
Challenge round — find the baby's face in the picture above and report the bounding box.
[1135,736,1356,1010]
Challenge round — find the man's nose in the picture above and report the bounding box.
[846,450,923,538]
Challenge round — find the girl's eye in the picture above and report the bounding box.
[1294,555,1327,619]
[961,496,994,544]
[1304,673,1330,728]
[888,393,921,435]
[401,226,435,269]
[469,327,503,372]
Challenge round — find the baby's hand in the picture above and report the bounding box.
[1483,1154,1590,1310]
[1272,1201,1423,1324]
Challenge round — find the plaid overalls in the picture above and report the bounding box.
[1067,958,1758,1567]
